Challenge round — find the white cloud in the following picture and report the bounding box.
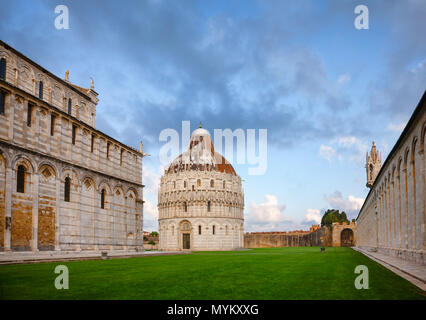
[142,199,159,232]
[337,73,350,85]
[319,136,368,165]
[410,59,426,73]
[387,122,406,132]
[319,144,337,162]
[247,194,286,223]
[244,195,314,232]
[143,166,161,195]
[324,191,364,218]
[336,136,368,164]
[303,209,321,224]
[144,199,158,219]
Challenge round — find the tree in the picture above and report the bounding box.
[321,209,350,228]
[150,231,158,237]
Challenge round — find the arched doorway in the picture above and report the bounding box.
[179,220,192,250]
[341,228,354,247]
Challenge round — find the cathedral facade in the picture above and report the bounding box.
[158,126,244,251]
[0,41,144,252]
[356,91,425,265]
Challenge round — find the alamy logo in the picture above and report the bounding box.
[354,5,369,30]
[159,121,267,175]
[54,265,69,289]
[54,5,70,30]
[354,265,369,289]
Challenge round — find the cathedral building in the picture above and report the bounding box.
[158,125,244,250]
[0,41,144,252]
[356,90,425,265]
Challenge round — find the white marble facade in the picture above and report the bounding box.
[357,92,425,265]
[0,41,144,252]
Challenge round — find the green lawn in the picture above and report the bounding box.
[0,247,424,300]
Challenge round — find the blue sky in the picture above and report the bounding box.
[1,0,425,231]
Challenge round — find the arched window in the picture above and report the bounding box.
[0,58,6,80]
[16,165,26,193]
[182,223,190,231]
[173,181,176,189]
[223,180,226,189]
[184,202,187,212]
[106,142,110,159]
[50,114,55,136]
[91,134,95,152]
[197,179,201,187]
[67,98,72,114]
[369,164,373,178]
[192,185,195,191]
[172,225,174,235]
[71,125,77,145]
[210,179,214,187]
[39,81,43,99]
[27,103,33,127]
[198,225,202,235]
[101,189,106,209]
[226,225,228,235]
[184,181,187,188]
[207,201,211,212]
[212,225,216,235]
[64,177,71,202]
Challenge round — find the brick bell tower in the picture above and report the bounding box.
[366,141,381,188]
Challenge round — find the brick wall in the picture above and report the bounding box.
[244,228,328,248]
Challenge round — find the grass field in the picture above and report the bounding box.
[0,247,424,300]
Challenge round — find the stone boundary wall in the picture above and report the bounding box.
[244,227,331,248]
[356,91,425,265]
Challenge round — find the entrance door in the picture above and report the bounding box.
[340,229,354,247]
[182,233,190,249]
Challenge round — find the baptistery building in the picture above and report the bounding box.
[158,126,244,250]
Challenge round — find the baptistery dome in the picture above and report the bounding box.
[158,125,244,250]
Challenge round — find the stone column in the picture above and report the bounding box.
[8,95,15,140]
[123,196,128,251]
[55,176,61,251]
[403,168,409,249]
[377,195,381,247]
[76,183,82,251]
[410,158,417,251]
[4,167,12,251]
[138,197,144,251]
[109,195,114,251]
[392,179,396,248]
[397,173,402,249]
[32,172,39,252]
[35,106,41,152]
[375,199,379,248]
[93,190,98,252]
